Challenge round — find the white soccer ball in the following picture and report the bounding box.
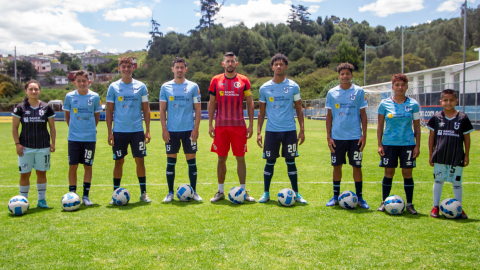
[61,192,81,211]
[228,187,246,204]
[112,188,131,206]
[440,198,462,219]
[277,188,296,207]
[339,191,358,209]
[8,195,29,216]
[384,195,405,215]
[176,184,194,201]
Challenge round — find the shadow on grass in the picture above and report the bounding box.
[435,217,480,223]
[263,200,308,208]
[167,200,204,207]
[380,212,429,219]
[330,205,375,214]
[210,199,256,207]
[106,201,150,210]
[6,206,54,217]
[61,203,102,213]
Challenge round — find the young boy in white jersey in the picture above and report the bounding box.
[428,89,473,219]
[63,71,102,205]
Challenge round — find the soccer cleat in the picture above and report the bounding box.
[210,191,225,202]
[162,193,174,203]
[140,192,152,203]
[259,192,270,203]
[82,196,94,206]
[245,191,255,202]
[461,210,468,219]
[326,197,338,206]
[377,201,385,212]
[357,198,370,209]
[295,192,307,204]
[109,199,114,205]
[406,204,418,215]
[193,192,203,202]
[430,206,440,218]
[37,199,49,208]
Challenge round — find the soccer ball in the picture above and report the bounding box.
[176,184,194,201]
[228,187,246,204]
[440,198,462,219]
[384,195,405,215]
[8,195,29,216]
[61,192,81,211]
[112,188,131,206]
[339,191,358,209]
[277,188,296,207]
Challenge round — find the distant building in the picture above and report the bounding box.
[51,62,68,72]
[81,57,112,70]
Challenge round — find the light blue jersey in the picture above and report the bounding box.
[159,79,201,132]
[106,79,148,133]
[259,78,301,132]
[378,97,420,146]
[63,90,102,142]
[325,84,368,140]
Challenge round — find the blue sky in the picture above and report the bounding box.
[0,0,474,56]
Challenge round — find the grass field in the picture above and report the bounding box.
[1,120,479,269]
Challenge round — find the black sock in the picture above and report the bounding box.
[113,178,121,191]
[333,180,341,198]
[382,177,393,201]
[187,158,197,192]
[138,176,146,194]
[69,185,76,193]
[167,157,176,193]
[355,181,363,198]
[83,182,91,197]
[264,159,276,192]
[286,159,298,192]
[404,178,414,204]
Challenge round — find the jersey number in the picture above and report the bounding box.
[84,150,93,159]
[287,144,297,153]
[406,150,412,161]
[139,142,145,151]
[44,155,50,164]
[353,151,363,161]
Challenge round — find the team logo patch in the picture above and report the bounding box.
[269,97,274,102]
[331,156,336,163]
[39,110,44,116]
[383,158,389,165]
[435,171,442,179]
[219,91,224,96]
[233,82,241,88]
[184,87,188,93]
[169,96,174,101]
[454,122,460,130]
[21,163,28,171]
[88,99,93,106]
[284,87,289,93]
[405,106,411,112]
[335,103,340,109]
[350,94,355,100]
[118,96,123,101]
[133,87,139,93]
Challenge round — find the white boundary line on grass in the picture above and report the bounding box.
[0,181,479,188]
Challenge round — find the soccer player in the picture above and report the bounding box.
[106,57,152,203]
[208,52,255,202]
[325,63,369,208]
[428,89,473,219]
[160,57,202,202]
[63,71,102,206]
[256,53,307,204]
[376,74,420,214]
[12,80,56,208]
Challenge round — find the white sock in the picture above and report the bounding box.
[240,184,246,190]
[37,183,47,200]
[453,184,463,203]
[218,184,224,193]
[19,185,30,198]
[433,181,444,207]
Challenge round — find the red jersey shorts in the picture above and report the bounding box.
[211,126,247,157]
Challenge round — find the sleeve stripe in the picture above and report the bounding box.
[48,115,56,118]
[360,105,368,109]
[159,100,167,102]
[106,100,114,103]
[463,129,474,134]
[141,96,148,102]
[12,114,21,118]
[427,126,435,131]
[293,94,301,101]
[63,109,70,111]
[95,109,103,113]
[259,101,266,103]
[325,106,331,109]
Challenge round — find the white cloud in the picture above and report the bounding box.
[412,23,419,26]
[436,0,475,12]
[102,33,111,37]
[103,6,152,21]
[359,0,425,17]
[300,0,326,2]
[131,22,150,27]
[167,27,179,31]
[426,20,432,24]
[309,5,319,13]
[122,32,150,39]
[193,0,201,5]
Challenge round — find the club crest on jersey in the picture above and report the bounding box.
[184,87,188,93]
[284,87,289,93]
[233,82,241,88]
[350,94,355,100]
[454,122,460,130]
[39,110,44,116]
[88,99,93,106]
[405,106,411,112]
[133,88,139,93]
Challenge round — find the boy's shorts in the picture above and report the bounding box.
[112,131,146,160]
[18,147,51,173]
[331,139,362,168]
[379,145,416,169]
[211,126,247,157]
[263,130,298,159]
[433,163,464,183]
[166,131,198,154]
[68,141,96,166]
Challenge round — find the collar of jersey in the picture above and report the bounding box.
[271,78,287,85]
[120,79,135,85]
[337,84,354,91]
[172,79,187,86]
[75,89,90,96]
[442,111,459,121]
[223,73,238,80]
[390,96,409,105]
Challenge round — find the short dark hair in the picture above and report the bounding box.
[391,73,408,84]
[172,57,187,67]
[118,57,133,66]
[337,63,354,74]
[223,52,236,61]
[74,70,89,80]
[441,89,458,99]
[270,53,288,66]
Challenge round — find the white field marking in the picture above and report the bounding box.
[0,181,479,188]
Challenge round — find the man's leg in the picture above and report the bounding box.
[211,156,227,202]
[69,165,78,193]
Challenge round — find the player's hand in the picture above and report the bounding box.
[209,125,215,138]
[247,125,253,139]
[50,143,55,153]
[378,145,385,156]
[257,133,263,148]
[298,130,305,145]
[429,156,434,167]
[464,156,469,167]
[162,129,170,143]
[144,131,151,144]
[16,144,26,157]
[413,145,420,158]
[358,136,366,152]
[191,128,199,143]
[327,138,336,153]
[108,133,115,146]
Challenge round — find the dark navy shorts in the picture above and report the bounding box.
[379,145,416,169]
[166,131,197,154]
[263,131,298,159]
[112,131,146,160]
[331,139,362,168]
[68,141,96,166]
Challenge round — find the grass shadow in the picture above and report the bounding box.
[211,199,256,207]
[106,201,150,210]
[168,200,204,207]
[381,212,429,219]
[61,203,102,213]
[330,206,375,214]
[436,217,480,223]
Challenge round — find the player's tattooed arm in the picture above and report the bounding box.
[326,109,335,153]
[377,114,385,156]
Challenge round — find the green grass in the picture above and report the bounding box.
[1,120,479,269]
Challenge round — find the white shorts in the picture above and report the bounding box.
[17,147,51,173]
[433,163,463,183]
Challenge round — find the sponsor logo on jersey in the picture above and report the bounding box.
[234,82,241,88]
[77,117,81,120]
[274,105,278,108]
[118,96,123,101]
[169,96,174,101]
[123,105,127,108]
[25,111,30,115]
[339,112,352,116]
[284,87,289,93]
[438,130,443,135]
[454,122,460,130]
[174,104,178,108]
[88,99,93,106]
[219,91,224,96]
[335,103,340,109]
[269,97,274,102]
[388,113,393,118]
[73,108,78,113]
[439,122,445,127]
[350,94,355,100]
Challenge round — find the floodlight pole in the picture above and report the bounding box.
[401,26,404,74]
[364,44,367,86]
[462,0,467,113]
[14,46,17,82]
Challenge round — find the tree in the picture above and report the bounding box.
[6,61,37,81]
[332,40,360,68]
[147,15,163,49]
[313,49,331,68]
[45,73,56,86]
[87,64,95,72]
[51,68,66,76]
[59,52,72,64]
[196,0,223,58]
[70,57,81,70]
